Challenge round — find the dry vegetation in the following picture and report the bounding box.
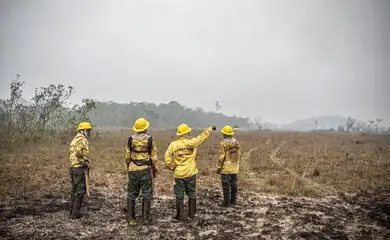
[1,130,390,239]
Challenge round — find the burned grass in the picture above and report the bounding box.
[1,130,390,239]
[1,188,389,239]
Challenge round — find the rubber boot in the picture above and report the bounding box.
[127,199,136,225]
[174,199,184,221]
[69,195,74,216]
[70,196,83,219]
[142,199,151,222]
[189,198,196,219]
[230,186,237,205]
[220,187,230,207]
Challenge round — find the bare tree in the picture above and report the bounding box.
[367,120,375,131]
[215,101,221,112]
[0,75,96,149]
[313,118,318,130]
[4,75,25,132]
[31,84,74,130]
[346,116,355,132]
[375,118,383,132]
[253,116,263,130]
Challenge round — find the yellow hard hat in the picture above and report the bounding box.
[133,118,150,132]
[221,125,234,135]
[177,123,192,136]
[77,122,92,131]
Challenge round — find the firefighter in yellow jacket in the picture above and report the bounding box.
[217,125,241,207]
[69,122,93,219]
[125,118,158,225]
[164,124,216,220]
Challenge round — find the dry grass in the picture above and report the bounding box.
[1,130,390,239]
[1,130,389,199]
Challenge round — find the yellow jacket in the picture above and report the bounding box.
[165,127,212,178]
[69,133,90,168]
[125,133,158,172]
[217,138,241,174]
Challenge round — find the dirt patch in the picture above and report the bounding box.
[1,188,389,239]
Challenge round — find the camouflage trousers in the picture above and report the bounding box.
[70,167,86,198]
[128,168,153,201]
[174,174,197,200]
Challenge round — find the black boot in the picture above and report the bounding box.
[230,186,237,205]
[174,199,184,221]
[127,199,136,225]
[70,196,83,219]
[189,198,196,218]
[69,195,74,216]
[220,187,230,207]
[142,199,151,222]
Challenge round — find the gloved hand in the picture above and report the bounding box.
[212,126,217,131]
[217,168,221,174]
[82,160,89,169]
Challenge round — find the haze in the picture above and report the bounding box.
[1,0,389,125]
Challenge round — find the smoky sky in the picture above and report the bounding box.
[1,0,389,124]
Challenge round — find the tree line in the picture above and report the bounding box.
[0,76,251,149]
[88,100,251,130]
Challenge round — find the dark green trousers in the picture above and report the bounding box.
[221,174,237,204]
[174,174,196,200]
[128,168,153,201]
[70,168,86,198]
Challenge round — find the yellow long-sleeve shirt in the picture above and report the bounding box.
[164,127,212,179]
[69,133,90,168]
[217,138,241,174]
[125,133,158,172]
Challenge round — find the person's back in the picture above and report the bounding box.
[165,124,215,220]
[127,132,155,171]
[125,118,157,225]
[217,125,241,207]
[218,137,240,175]
[165,128,211,178]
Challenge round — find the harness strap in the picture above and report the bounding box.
[128,136,153,166]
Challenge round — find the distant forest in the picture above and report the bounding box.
[88,101,251,129]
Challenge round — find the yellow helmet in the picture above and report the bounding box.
[133,118,150,132]
[221,125,234,135]
[177,123,192,136]
[77,122,92,131]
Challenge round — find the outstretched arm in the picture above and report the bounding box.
[190,127,213,147]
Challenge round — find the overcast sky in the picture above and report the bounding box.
[1,0,389,124]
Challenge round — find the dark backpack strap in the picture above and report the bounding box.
[127,137,133,153]
[147,137,153,156]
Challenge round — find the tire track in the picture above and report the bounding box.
[269,141,338,195]
[241,140,338,195]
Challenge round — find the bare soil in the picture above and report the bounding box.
[1,187,389,239]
